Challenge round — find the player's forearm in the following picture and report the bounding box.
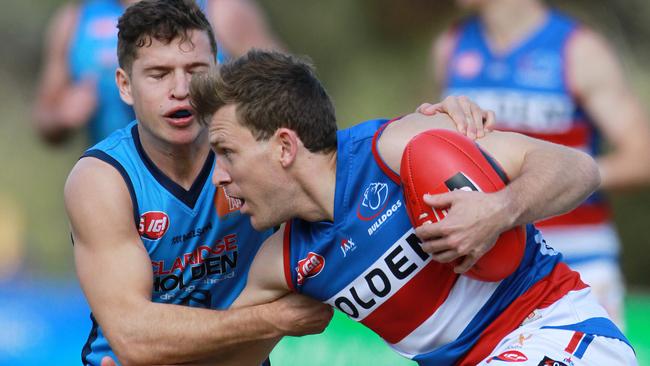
[499,146,600,228]
[108,301,282,365]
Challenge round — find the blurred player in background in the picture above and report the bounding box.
[190,50,634,365]
[432,0,650,325]
[33,0,283,146]
[65,1,330,365]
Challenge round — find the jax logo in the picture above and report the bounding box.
[296,252,325,285]
[340,238,356,258]
[357,182,389,221]
[139,211,170,240]
[488,350,528,363]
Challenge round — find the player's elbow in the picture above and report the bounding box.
[576,149,601,193]
[104,315,159,366]
[110,332,155,366]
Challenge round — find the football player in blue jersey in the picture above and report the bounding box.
[64,1,330,365]
[189,50,635,365]
[431,0,650,326]
[33,0,283,146]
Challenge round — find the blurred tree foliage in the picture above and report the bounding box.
[1,0,649,286]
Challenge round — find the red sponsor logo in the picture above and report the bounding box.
[489,350,528,363]
[296,252,325,285]
[139,211,170,240]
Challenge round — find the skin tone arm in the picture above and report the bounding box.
[207,0,285,58]
[378,112,600,273]
[568,29,650,190]
[66,158,331,366]
[32,4,98,145]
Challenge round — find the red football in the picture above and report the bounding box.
[400,129,526,281]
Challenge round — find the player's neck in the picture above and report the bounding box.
[294,150,338,223]
[138,128,211,190]
[479,0,547,54]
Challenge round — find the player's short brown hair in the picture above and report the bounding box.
[117,0,218,73]
[191,50,337,153]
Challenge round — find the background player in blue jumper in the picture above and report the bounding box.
[33,0,283,146]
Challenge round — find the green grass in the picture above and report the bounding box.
[271,294,650,365]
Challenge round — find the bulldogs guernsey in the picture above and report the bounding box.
[69,0,135,144]
[79,121,271,365]
[442,11,618,269]
[283,119,629,365]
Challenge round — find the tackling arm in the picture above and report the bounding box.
[66,159,320,366]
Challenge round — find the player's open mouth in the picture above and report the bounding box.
[164,108,194,126]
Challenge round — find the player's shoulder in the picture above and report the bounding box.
[64,155,131,206]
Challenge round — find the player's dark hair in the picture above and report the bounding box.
[191,50,337,153]
[117,0,218,73]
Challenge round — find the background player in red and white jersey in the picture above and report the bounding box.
[432,0,650,325]
[189,50,635,365]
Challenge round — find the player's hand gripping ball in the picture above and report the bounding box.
[400,129,526,281]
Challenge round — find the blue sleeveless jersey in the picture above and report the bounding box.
[444,11,611,231]
[196,0,230,64]
[69,0,135,144]
[282,119,627,364]
[79,121,272,365]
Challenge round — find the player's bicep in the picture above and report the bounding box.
[232,228,288,308]
[65,158,153,328]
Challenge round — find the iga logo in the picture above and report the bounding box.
[296,252,325,285]
[489,350,528,362]
[357,182,389,221]
[139,211,170,240]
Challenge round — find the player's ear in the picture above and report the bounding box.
[275,127,299,168]
[116,67,134,106]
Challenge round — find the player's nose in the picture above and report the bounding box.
[212,161,231,187]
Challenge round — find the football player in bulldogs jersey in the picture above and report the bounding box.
[432,0,650,325]
[65,1,332,365]
[192,50,637,365]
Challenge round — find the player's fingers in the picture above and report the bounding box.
[430,249,461,263]
[483,110,496,131]
[422,191,456,208]
[416,102,441,115]
[441,97,467,135]
[453,253,477,274]
[458,96,477,140]
[470,103,485,138]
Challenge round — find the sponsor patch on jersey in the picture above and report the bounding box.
[537,356,568,366]
[454,51,483,79]
[357,182,389,220]
[490,350,528,362]
[139,211,170,240]
[296,252,325,285]
[215,187,242,217]
[340,238,357,258]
